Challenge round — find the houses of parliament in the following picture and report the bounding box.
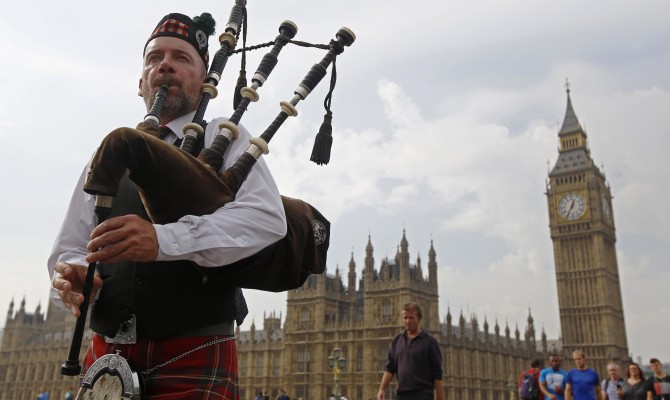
[0,89,630,399]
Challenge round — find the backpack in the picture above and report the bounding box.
[520,370,539,399]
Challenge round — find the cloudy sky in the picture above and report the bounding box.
[1,0,669,364]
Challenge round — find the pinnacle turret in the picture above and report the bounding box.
[550,82,593,176]
[558,80,585,137]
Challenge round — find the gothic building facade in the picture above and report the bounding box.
[546,86,630,373]
[0,298,86,400]
[235,232,548,400]
[0,232,546,400]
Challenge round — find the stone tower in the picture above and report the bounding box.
[545,84,629,372]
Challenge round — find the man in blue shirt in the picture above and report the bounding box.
[36,386,48,400]
[566,350,602,400]
[540,354,568,400]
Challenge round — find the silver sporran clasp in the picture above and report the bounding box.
[76,351,141,400]
[105,315,137,344]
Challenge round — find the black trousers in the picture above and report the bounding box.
[396,391,434,400]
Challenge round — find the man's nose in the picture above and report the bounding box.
[158,58,176,73]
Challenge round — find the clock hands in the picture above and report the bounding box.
[567,200,577,216]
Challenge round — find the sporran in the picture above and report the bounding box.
[75,351,141,400]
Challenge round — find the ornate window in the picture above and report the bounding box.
[295,385,308,399]
[255,353,264,377]
[356,345,363,372]
[300,307,311,327]
[272,353,281,376]
[239,356,248,377]
[380,346,389,370]
[381,299,393,320]
[297,347,311,372]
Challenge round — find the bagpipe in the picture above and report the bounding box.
[61,1,355,398]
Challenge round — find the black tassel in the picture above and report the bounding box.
[233,69,247,110]
[310,112,333,165]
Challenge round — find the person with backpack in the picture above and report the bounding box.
[601,363,624,400]
[519,359,543,400]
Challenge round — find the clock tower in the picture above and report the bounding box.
[546,84,629,372]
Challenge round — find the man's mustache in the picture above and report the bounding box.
[152,76,182,89]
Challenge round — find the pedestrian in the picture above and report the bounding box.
[565,350,601,400]
[643,358,670,400]
[539,354,568,400]
[620,362,646,400]
[602,363,624,400]
[36,386,48,400]
[519,359,542,400]
[376,302,443,400]
[277,388,290,400]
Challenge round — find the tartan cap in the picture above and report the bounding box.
[144,13,216,68]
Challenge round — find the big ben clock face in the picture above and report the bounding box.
[558,193,587,220]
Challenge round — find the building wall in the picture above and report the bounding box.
[0,300,85,400]
[1,234,548,400]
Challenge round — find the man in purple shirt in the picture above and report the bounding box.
[377,303,443,400]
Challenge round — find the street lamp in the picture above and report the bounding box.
[327,347,347,400]
[507,379,517,400]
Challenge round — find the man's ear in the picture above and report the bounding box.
[138,78,143,97]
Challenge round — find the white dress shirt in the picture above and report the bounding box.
[48,111,287,307]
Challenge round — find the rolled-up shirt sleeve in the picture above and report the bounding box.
[47,162,97,308]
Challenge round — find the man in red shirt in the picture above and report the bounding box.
[519,359,543,400]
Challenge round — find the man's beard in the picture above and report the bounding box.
[143,77,200,120]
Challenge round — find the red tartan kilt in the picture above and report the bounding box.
[82,334,239,399]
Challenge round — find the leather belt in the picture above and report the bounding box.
[173,320,236,337]
[105,317,235,343]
